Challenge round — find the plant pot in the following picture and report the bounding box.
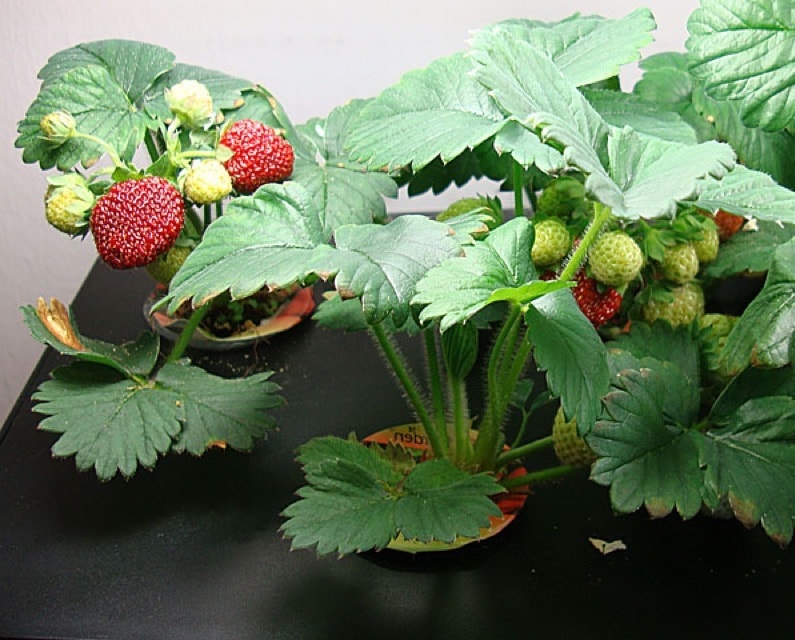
[143,284,316,351]
[362,423,529,553]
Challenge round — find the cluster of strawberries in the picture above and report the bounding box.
[42,81,295,280]
[530,177,746,330]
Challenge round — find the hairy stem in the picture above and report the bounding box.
[449,376,472,466]
[422,329,448,451]
[371,323,447,458]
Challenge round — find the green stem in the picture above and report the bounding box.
[558,201,613,282]
[166,303,212,363]
[144,131,161,164]
[512,161,525,217]
[501,463,581,490]
[203,204,212,230]
[497,435,554,466]
[450,376,471,465]
[473,305,522,469]
[75,132,124,168]
[422,329,448,449]
[370,323,447,458]
[215,201,224,219]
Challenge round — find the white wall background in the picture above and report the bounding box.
[0,0,699,421]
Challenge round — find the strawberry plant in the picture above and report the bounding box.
[15,40,395,479]
[14,1,795,557]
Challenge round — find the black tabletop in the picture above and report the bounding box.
[0,261,791,640]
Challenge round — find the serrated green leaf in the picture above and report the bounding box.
[155,361,282,455]
[719,239,795,371]
[709,365,795,425]
[687,0,795,131]
[414,217,546,330]
[525,289,610,433]
[21,302,159,378]
[606,321,700,385]
[33,362,183,480]
[441,323,479,379]
[347,52,506,172]
[312,293,421,335]
[482,9,656,88]
[17,66,153,170]
[492,120,564,172]
[634,52,700,114]
[329,216,462,327]
[291,99,397,236]
[703,220,795,277]
[583,89,698,144]
[395,459,503,543]
[281,437,502,555]
[693,165,795,225]
[165,182,333,312]
[589,366,703,519]
[699,396,795,545]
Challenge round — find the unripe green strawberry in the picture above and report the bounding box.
[661,242,699,284]
[588,230,643,287]
[641,282,704,327]
[39,110,76,145]
[182,159,232,204]
[552,407,596,467]
[693,226,719,264]
[437,196,502,229]
[145,244,193,285]
[44,174,94,235]
[531,217,571,267]
[165,80,214,129]
[536,176,585,217]
[699,313,739,380]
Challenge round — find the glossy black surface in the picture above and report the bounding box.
[0,262,789,640]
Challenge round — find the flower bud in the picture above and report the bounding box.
[44,174,94,235]
[165,80,214,128]
[39,111,77,145]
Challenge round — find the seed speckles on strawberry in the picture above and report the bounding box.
[572,272,622,328]
[219,119,294,194]
[90,176,184,269]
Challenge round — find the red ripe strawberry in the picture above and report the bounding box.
[219,119,294,194]
[90,176,184,269]
[712,209,745,241]
[572,271,622,328]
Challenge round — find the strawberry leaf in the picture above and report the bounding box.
[687,0,795,131]
[280,436,502,556]
[414,217,546,330]
[588,364,703,519]
[346,52,507,173]
[698,396,795,546]
[21,301,159,378]
[719,238,795,371]
[155,361,282,455]
[327,216,462,327]
[165,182,333,311]
[481,9,656,88]
[525,289,610,433]
[33,362,184,481]
[703,219,795,278]
[693,165,795,225]
[709,366,795,426]
[582,89,698,145]
[292,99,398,236]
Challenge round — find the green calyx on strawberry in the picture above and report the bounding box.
[145,244,193,285]
[39,110,77,145]
[165,80,214,129]
[641,282,704,327]
[44,174,94,236]
[531,217,571,267]
[181,159,233,204]
[572,271,623,328]
[551,407,596,467]
[219,119,294,194]
[90,176,185,269]
[587,230,643,287]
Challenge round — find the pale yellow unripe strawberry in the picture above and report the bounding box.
[182,159,233,204]
[552,407,596,467]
